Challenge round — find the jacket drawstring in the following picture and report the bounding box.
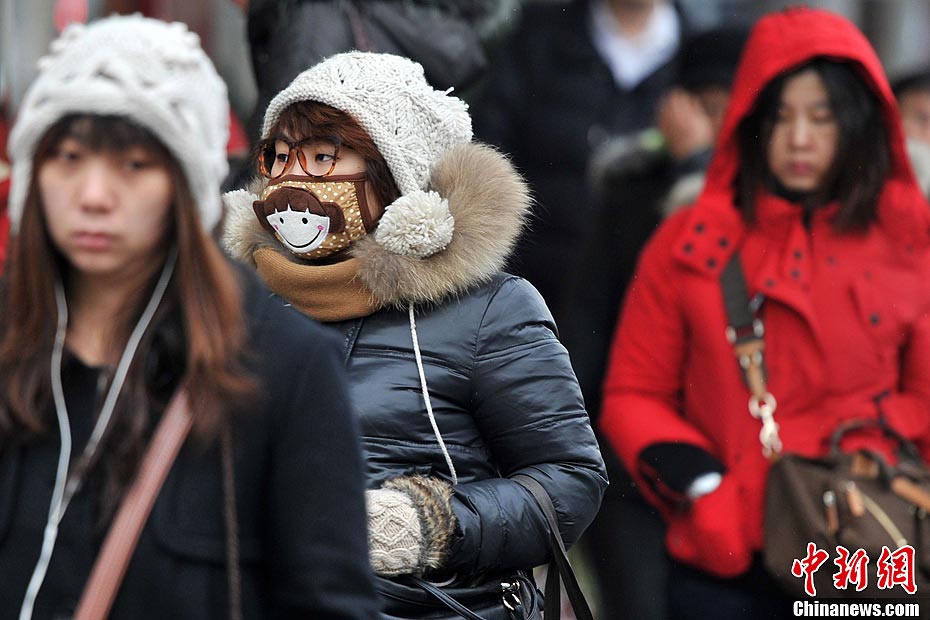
[408,303,458,485]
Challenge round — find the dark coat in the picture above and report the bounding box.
[601,7,930,578]
[224,143,608,597]
[0,268,379,620]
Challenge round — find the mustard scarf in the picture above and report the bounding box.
[253,248,381,322]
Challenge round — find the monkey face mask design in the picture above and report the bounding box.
[252,173,377,259]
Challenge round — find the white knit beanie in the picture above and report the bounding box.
[262,52,472,258]
[8,14,229,233]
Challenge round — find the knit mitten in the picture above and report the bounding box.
[366,475,457,577]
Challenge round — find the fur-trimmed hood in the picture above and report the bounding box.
[222,142,530,307]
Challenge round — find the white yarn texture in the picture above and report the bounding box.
[262,52,472,198]
[9,15,229,232]
[366,488,424,577]
[375,191,455,258]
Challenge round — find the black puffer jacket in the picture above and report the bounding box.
[224,143,607,580]
[330,272,603,574]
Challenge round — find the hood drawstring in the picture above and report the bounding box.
[408,303,458,485]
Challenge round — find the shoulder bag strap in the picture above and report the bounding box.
[720,254,768,399]
[73,389,193,620]
[511,474,594,620]
[720,254,782,458]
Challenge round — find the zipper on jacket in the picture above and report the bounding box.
[341,318,364,366]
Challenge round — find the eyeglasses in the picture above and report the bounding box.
[257,137,340,179]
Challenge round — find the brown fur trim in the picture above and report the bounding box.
[353,142,530,306]
[221,143,531,303]
[383,475,456,573]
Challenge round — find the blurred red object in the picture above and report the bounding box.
[54,0,89,32]
[227,109,249,159]
[0,112,10,270]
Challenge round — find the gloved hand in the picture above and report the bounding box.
[638,442,725,505]
[665,474,752,577]
[366,475,457,577]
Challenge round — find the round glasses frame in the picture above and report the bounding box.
[257,138,341,179]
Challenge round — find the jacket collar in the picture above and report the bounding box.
[672,195,744,278]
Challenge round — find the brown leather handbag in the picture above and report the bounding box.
[721,255,930,598]
[764,420,930,598]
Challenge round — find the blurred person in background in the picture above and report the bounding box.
[905,138,930,200]
[893,69,930,147]
[601,7,930,619]
[222,50,607,619]
[472,0,689,323]
[560,23,749,620]
[655,26,750,215]
[891,69,930,199]
[0,15,377,620]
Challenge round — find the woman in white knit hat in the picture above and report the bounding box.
[223,51,608,619]
[0,15,378,620]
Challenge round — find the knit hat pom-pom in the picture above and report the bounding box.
[375,190,455,259]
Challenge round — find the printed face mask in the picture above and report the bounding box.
[252,173,376,260]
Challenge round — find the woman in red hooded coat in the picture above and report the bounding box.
[601,7,930,617]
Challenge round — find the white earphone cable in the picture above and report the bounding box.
[19,248,177,620]
[18,280,73,620]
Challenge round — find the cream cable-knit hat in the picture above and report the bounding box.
[262,52,472,258]
[9,14,229,232]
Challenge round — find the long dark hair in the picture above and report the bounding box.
[0,115,256,518]
[261,101,401,208]
[735,58,890,230]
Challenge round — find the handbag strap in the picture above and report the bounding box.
[720,254,782,457]
[410,578,490,620]
[511,474,594,620]
[720,255,769,400]
[73,389,193,620]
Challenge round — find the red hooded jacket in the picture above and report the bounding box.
[600,7,930,578]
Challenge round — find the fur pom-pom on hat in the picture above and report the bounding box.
[375,191,455,259]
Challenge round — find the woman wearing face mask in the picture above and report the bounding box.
[223,52,607,618]
[599,7,930,618]
[0,16,378,620]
